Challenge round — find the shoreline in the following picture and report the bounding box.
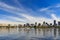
[0,26,60,28]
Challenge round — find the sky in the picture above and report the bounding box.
[0,0,60,24]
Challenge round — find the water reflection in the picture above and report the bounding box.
[0,27,60,40]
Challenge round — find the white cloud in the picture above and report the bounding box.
[14,0,24,9]
[0,14,28,23]
[40,7,49,11]
[55,4,60,8]
[39,4,60,12]
[39,4,60,20]
[21,14,53,24]
[51,13,57,20]
[0,2,29,24]
[50,13,60,24]
[0,2,27,15]
[1,1,60,25]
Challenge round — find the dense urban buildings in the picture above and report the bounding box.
[0,20,60,28]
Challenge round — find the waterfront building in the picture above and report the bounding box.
[18,24,22,28]
[0,24,8,27]
[38,23,41,27]
[30,24,34,27]
[26,23,30,27]
[35,22,37,26]
[50,23,52,26]
[46,22,49,26]
[23,24,26,27]
[54,20,57,26]
[58,21,60,26]
[42,21,48,27]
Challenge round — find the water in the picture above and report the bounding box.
[0,27,60,40]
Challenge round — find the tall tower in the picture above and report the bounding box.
[54,20,57,26]
[58,21,60,26]
[35,22,37,26]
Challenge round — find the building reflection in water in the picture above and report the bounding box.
[54,28,56,37]
[0,27,60,39]
[58,28,60,37]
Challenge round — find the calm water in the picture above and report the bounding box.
[0,27,60,40]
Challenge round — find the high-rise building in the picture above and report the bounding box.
[38,23,41,27]
[54,20,57,26]
[58,21,60,26]
[23,24,26,27]
[8,24,10,27]
[54,20,56,25]
[50,23,52,26]
[26,23,30,27]
[18,24,22,27]
[46,22,49,26]
[43,21,45,24]
[31,24,34,27]
[42,21,48,26]
[35,22,37,26]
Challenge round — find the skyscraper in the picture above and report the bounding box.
[54,20,57,26]
[43,21,45,24]
[38,23,41,27]
[42,21,48,26]
[50,23,52,26]
[35,22,37,26]
[58,21,60,26]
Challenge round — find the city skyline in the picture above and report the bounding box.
[0,0,60,24]
[1,0,60,40]
[0,20,60,27]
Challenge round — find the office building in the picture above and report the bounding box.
[54,20,57,26]
[58,21,60,26]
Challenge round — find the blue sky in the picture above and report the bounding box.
[0,0,60,24]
